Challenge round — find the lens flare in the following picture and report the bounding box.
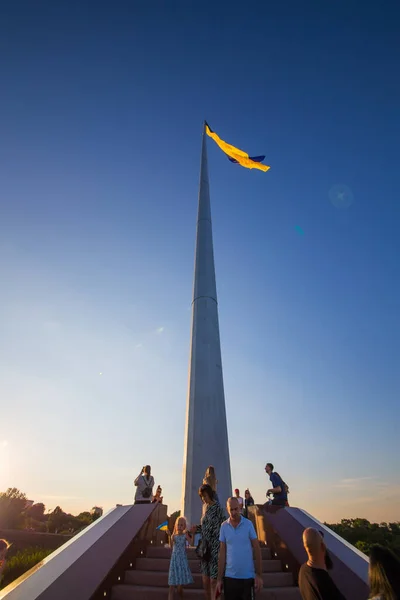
[329,184,354,209]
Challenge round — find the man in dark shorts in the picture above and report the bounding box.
[299,528,345,599]
[265,462,288,506]
[216,497,263,599]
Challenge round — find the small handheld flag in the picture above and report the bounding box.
[156,521,168,531]
[205,123,270,172]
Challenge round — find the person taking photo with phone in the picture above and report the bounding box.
[134,465,155,504]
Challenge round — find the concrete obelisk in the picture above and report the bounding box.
[182,123,232,525]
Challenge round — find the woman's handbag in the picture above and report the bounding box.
[195,537,211,561]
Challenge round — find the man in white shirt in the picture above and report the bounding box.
[217,497,263,599]
[234,489,244,513]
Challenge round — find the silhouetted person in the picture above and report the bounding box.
[152,485,163,504]
[299,528,345,600]
[369,545,400,600]
[265,463,288,506]
[134,465,155,504]
[203,465,219,504]
[234,488,244,513]
[244,489,254,518]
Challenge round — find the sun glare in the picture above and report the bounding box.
[0,441,10,489]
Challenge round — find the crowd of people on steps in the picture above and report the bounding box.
[131,462,400,600]
[0,461,397,599]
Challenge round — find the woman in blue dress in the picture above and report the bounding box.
[168,516,194,599]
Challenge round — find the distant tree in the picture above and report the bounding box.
[26,503,46,522]
[67,515,85,532]
[36,522,47,533]
[47,506,69,533]
[90,507,103,521]
[77,511,92,520]
[355,540,373,554]
[46,508,96,534]
[325,518,400,558]
[76,512,93,528]
[0,489,103,536]
[0,488,27,529]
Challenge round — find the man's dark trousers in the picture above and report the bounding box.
[223,577,255,600]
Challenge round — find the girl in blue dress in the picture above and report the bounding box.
[168,516,194,599]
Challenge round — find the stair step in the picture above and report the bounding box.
[147,546,272,560]
[135,557,282,574]
[126,570,293,588]
[125,570,202,588]
[260,547,273,560]
[112,584,302,600]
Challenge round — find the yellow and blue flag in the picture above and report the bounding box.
[205,123,270,172]
[156,521,168,531]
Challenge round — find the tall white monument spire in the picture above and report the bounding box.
[182,123,232,525]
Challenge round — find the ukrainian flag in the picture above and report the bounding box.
[205,123,270,172]
[156,521,168,531]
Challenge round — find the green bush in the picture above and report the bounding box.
[325,519,400,558]
[0,547,53,589]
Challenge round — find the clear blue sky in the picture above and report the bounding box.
[1,1,399,523]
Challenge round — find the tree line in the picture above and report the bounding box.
[325,518,400,557]
[0,488,101,534]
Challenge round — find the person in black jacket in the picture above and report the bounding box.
[299,528,345,600]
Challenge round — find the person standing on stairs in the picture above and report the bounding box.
[203,465,220,504]
[234,489,244,513]
[216,497,263,600]
[134,465,155,504]
[191,484,226,600]
[299,528,345,600]
[244,489,254,519]
[168,516,194,600]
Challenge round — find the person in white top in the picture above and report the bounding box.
[234,489,244,513]
[134,465,155,504]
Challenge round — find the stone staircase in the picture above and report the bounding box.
[111,545,301,599]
